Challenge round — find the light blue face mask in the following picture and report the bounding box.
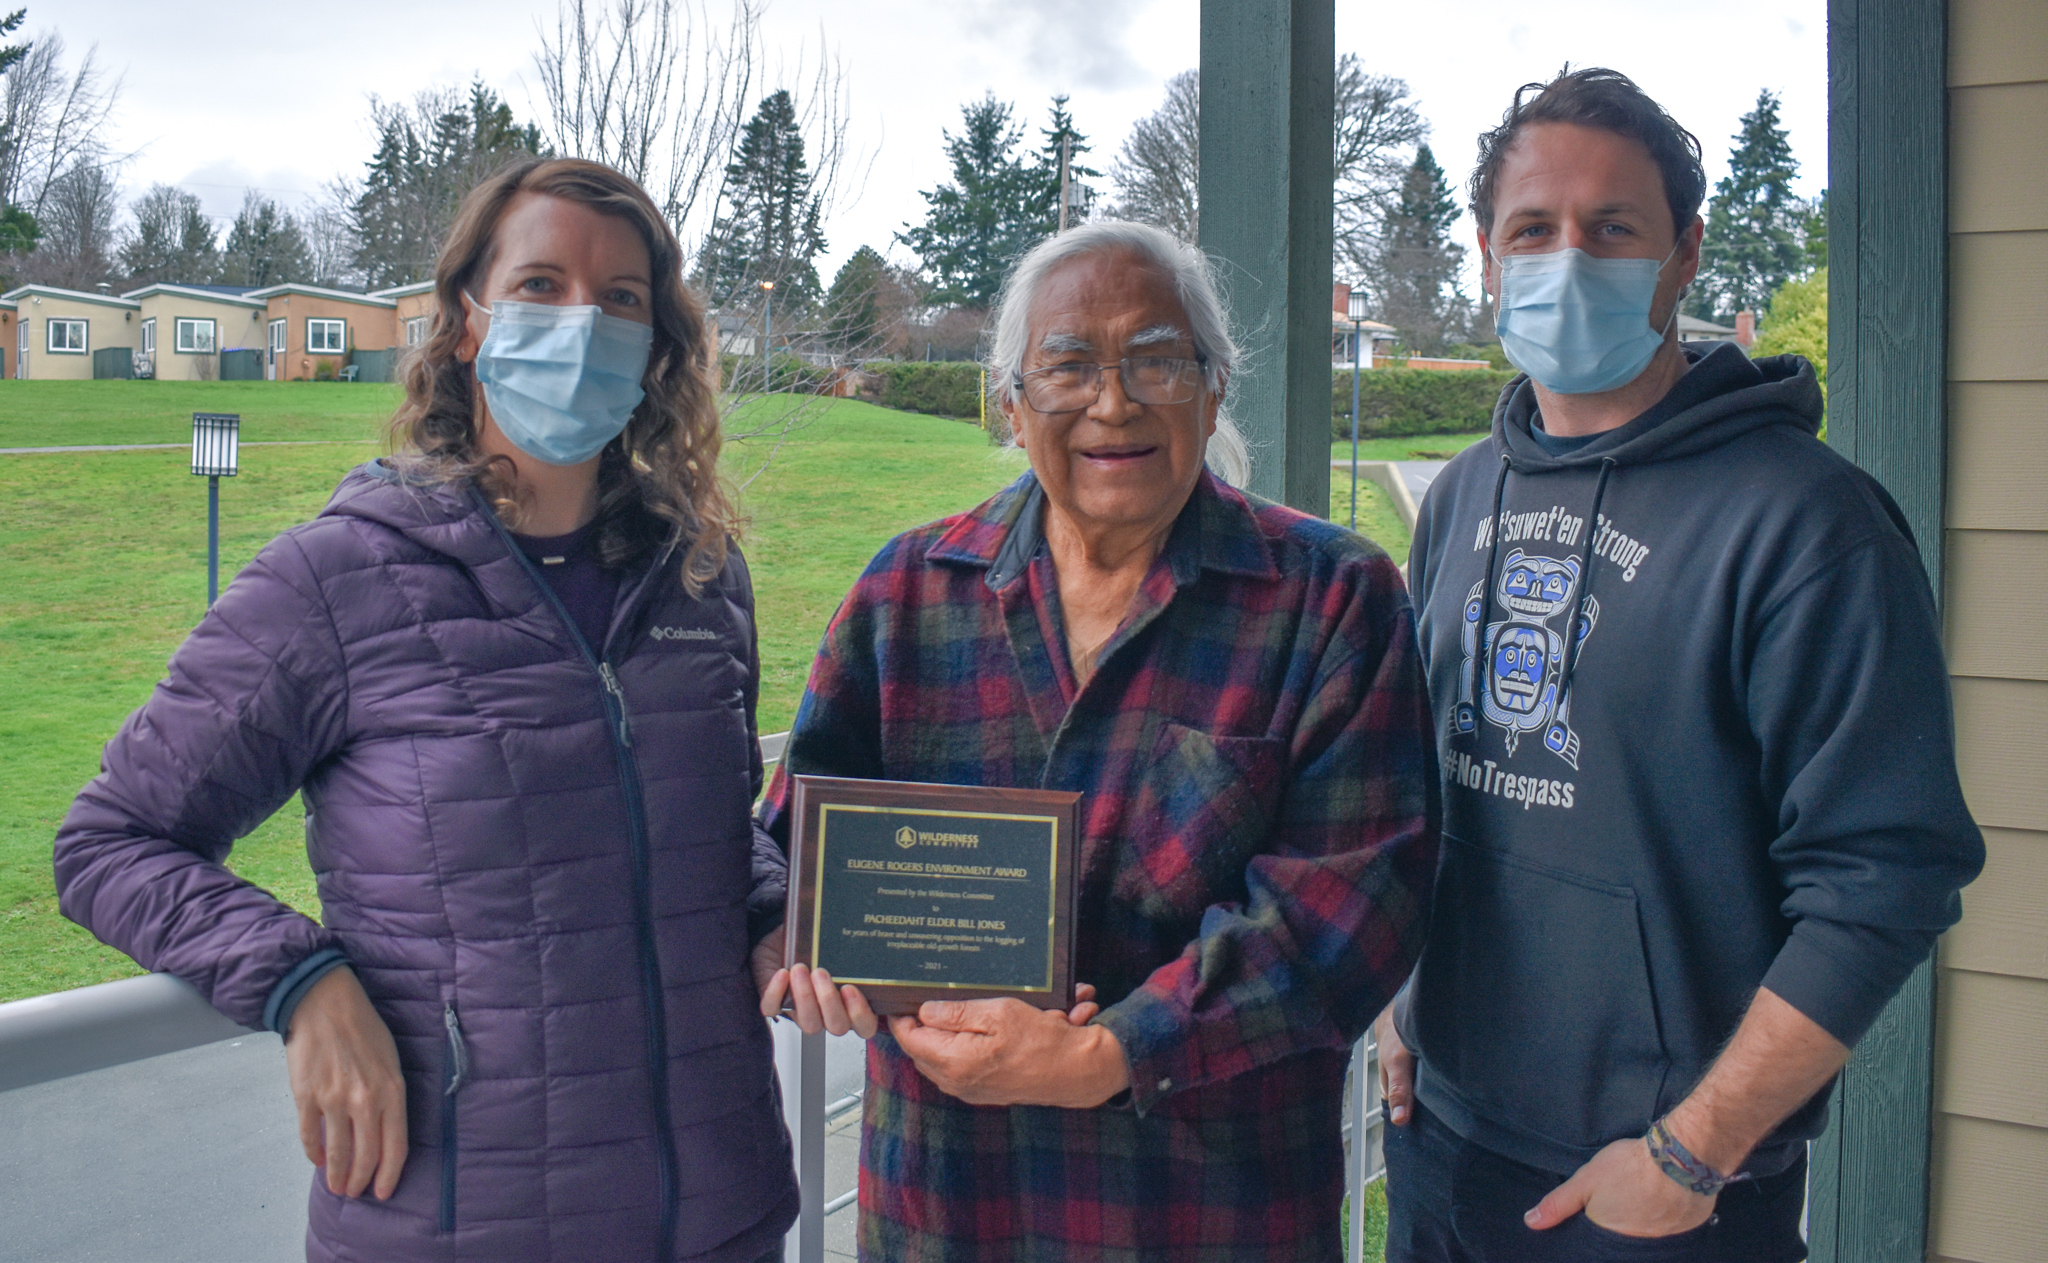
[468,295,654,466]
[1492,245,1680,395]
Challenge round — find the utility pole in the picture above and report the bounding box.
[1058,134,1073,234]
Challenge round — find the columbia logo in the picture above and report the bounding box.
[650,626,719,642]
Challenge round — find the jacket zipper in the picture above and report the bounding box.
[485,506,679,1259]
[440,1001,467,1234]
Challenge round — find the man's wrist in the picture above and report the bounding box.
[1646,1114,1751,1195]
[1083,1024,1132,1104]
[1661,1100,1751,1175]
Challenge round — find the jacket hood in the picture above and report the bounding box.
[1492,342,1823,472]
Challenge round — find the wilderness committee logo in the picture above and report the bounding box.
[895,826,918,849]
[1455,548,1598,769]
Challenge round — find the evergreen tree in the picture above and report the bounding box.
[349,81,547,289]
[1796,188,1828,274]
[118,184,219,285]
[220,190,313,287]
[1028,94,1099,229]
[821,245,887,350]
[698,90,827,310]
[897,94,1043,307]
[1691,89,1805,322]
[1370,145,1467,355]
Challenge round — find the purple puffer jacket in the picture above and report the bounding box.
[54,461,798,1262]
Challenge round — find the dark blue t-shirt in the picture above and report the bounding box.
[514,519,619,656]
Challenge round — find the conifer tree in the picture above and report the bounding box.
[1029,94,1099,229]
[118,184,219,285]
[1691,89,1805,322]
[897,94,1043,308]
[1371,144,1467,355]
[698,90,827,310]
[220,191,314,288]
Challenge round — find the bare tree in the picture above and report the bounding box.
[1107,70,1198,242]
[23,155,117,288]
[303,187,362,290]
[1332,54,1427,290]
[534,0,871,457]
[0,29,123,220]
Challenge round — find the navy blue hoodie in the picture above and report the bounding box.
[1400,343,1982,1177]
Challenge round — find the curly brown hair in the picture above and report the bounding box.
[386,156,735,592]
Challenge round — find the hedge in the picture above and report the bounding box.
[718,352,837,394]
[871,361,986,420]
[1331,367,1516,438]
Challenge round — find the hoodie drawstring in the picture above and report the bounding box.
[1466,450,1514,740]
[1552,457,1616,729]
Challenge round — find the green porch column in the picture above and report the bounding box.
[1198,0,1334,516]
[1810,1,1947,1259]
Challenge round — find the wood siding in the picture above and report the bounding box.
[1935,3,2048,1257]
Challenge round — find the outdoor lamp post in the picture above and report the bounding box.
[759,280,774,392]
[190,412,240,606]
[1346,290,1368,530]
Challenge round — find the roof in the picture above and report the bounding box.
[367,280,436,299]
[1331,310,1398,333]
[1676,313,1739,339]
[121,283,266,309]
[1,284,143,311]
[242,282,397,308]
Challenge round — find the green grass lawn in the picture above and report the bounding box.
[1330,431,1488,463]
[1,385,1403,1003]
[0,379,406,447]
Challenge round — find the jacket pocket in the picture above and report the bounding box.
[1413,833,1669,1152]
[1115,723,1287,921]
[439,1000,468,1235]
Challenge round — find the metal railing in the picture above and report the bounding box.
[0,731,1386,1263]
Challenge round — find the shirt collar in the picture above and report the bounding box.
[929,469,1280,591]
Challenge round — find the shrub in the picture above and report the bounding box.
[1331,367,1516,438]
[872,361,986,420]
[718,352,838,394]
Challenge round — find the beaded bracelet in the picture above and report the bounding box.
[1644,1117,1753,1196]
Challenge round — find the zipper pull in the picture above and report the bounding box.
[443,1004,468,1097]
[599,661,634,747]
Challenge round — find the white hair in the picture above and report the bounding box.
[984,220,1251,487]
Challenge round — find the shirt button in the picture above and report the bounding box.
[1157,1077,1173,1092]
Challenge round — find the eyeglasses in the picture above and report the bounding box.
[1013,356,1206,413]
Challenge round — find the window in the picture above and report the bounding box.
[48,318,87,353]
[307,318,345,354]
[404,315,429,346]
[175,318,216,354]
[141,318,156,356]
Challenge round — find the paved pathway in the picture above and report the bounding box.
[0,439,375,455]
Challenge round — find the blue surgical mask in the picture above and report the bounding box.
[468,295,654,466]
[1492,245,1680,395]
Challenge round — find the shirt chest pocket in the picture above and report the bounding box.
[1113,722,1288,922]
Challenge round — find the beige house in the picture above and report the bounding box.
[3,284,142,380]
[125,284,268,381]
[244,283,398,380]
[1928,3,2048,1260]
[372,280,437,349]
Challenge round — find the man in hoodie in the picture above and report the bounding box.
[1376,68,1983,1262]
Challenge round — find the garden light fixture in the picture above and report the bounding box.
[190,412,240,606]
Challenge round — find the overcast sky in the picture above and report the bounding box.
[51,0,1825,291]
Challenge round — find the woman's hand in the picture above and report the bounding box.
[283,967,408,1199]
[888,985,1124,1108]
[757,955,879,1039]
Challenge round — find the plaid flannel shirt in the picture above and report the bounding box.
[759,470,1438,1262]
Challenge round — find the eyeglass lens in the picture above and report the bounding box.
[1021,357,1201,412]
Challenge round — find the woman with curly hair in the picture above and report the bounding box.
[54,158,797,1263]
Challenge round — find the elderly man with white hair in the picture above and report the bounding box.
[755,221,1438,1261]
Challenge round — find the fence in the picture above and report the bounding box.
[0,729,1386,1263]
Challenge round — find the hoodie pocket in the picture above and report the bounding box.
[1413,833,1669,1152]
[439,1000,468,1235]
